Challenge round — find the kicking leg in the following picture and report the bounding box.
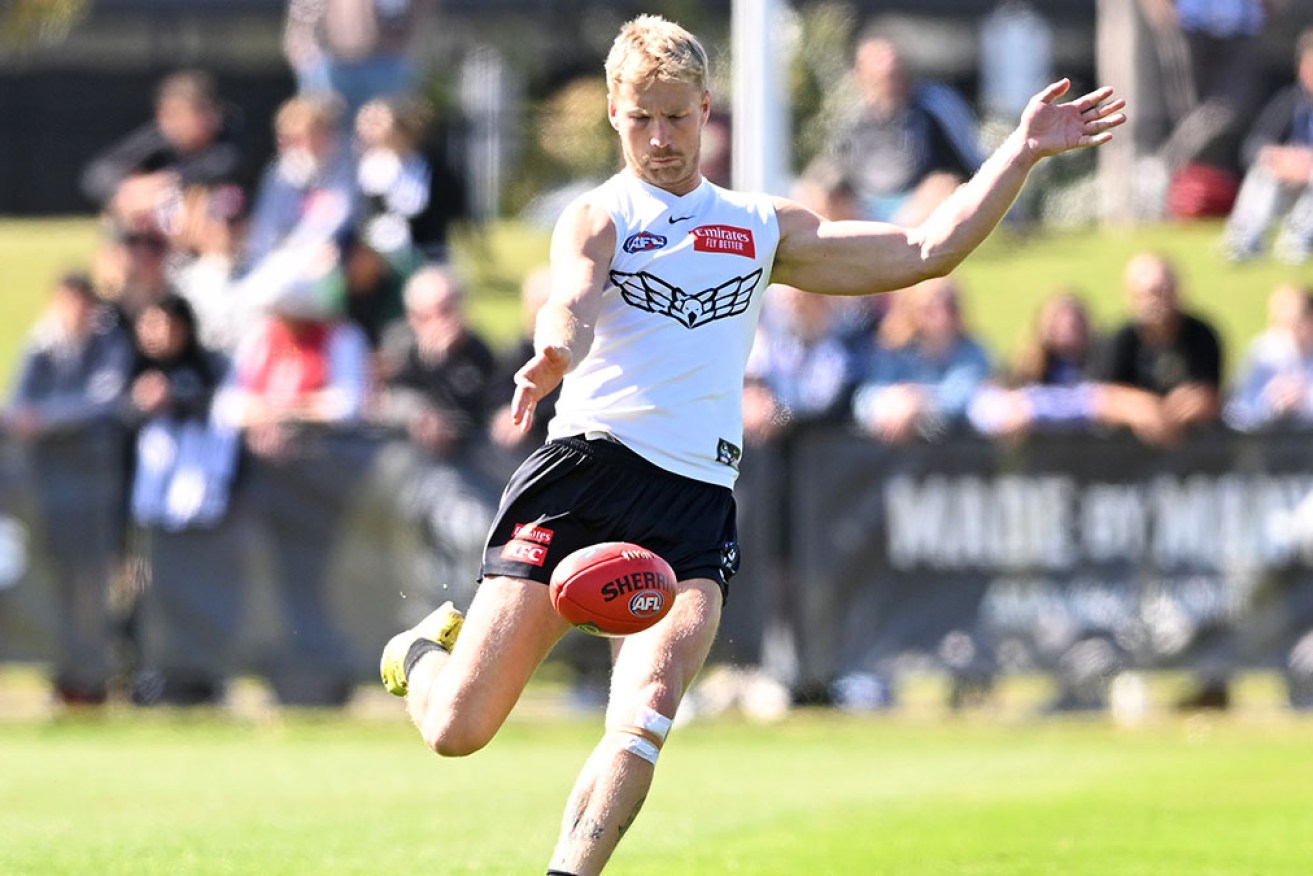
[399,575,571,756]
[548,577,722,876]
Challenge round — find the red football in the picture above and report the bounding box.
[549,542,677,636]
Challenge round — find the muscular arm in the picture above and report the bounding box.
[771,131,1036,296]
[772,80,1125,297]
[511,196,616,432]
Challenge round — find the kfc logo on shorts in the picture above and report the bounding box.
[512,523,555,545]
[501,539,548,566]
[623,231,668,254]
[692,224,755,258]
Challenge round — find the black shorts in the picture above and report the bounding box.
[481,435,740,597]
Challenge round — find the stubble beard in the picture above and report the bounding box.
[635,151,697,193]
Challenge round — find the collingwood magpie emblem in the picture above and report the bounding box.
[609,268,763,329]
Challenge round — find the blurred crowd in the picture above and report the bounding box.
[0,0,517,708]
[4,0,1313,714]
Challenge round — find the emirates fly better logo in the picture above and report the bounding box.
[691,224,755,258]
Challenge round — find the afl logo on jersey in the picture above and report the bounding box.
[622,231,668,254]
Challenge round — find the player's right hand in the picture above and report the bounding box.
[511,345,572,433]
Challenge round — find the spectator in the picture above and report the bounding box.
[373,265,499,461]
[171,187,252,354]
[369,266,510,677]
[848,277,996,711]
[213,255,371,706]
[1225,282,1313,430]
[1222,28,1313,263]
[241,95,356,279]
[979,1,1054,126]
[125,294,234,531]
[354,94,452,263]
[1011,289,1098,387]
[123,295,239,706]
[489,265,556,453]
[743,284,861,447]
[1089,251,1223,446]
[80,69,245,240]
[87,226,182,679]
[1138,0,1268,217]
[215,252,368,459]
[283,0,434,122]
[344,93,464,347]
[1,272,134,706]
[851,276,991,444]
[823,31,983,225]
[340,233,408,350]
[1092,253,1225,713]
[2,273,134,440]
[93,227,176,324]
[969,290,1103,439]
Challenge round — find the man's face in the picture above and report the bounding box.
[854,38,909,110]
[157,97,219,154]
[609,77,709,195]
[1125,258,1178,327]
[406,275,465,349]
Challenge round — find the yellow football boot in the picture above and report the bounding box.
[379,601,464,696]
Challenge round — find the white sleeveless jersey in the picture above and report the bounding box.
[547,171,780,487]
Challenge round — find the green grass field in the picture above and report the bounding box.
[3,691,1312,875]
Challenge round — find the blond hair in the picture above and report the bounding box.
[604,14,708,94]
[274,94,342,139]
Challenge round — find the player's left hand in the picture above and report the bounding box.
[1019,79,1126,160]
[511,344,572,433]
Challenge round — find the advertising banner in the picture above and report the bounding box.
[777,428,1313,693]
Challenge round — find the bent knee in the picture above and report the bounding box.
[421,713,496,758]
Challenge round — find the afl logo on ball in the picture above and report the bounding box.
[629,591,666,618]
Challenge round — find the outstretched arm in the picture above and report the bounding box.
[772,79,1126,296]
[510,195,615,433]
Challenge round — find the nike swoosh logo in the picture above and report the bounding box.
[668,214,694,224]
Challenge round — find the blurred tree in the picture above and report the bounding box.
[537,76,616,181]
[789,2,860,175]
[505,74,617,217]
[0,0,89,52]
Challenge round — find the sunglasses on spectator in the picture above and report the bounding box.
[122,234,169,253]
